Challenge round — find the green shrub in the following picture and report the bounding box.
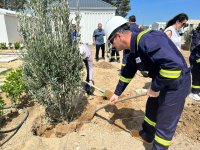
[1,69,25,104]
[14,42,20,49]
[9,43,14,49]
[0,43,8,49]
[0,97,5,116]
[19,0,83,122]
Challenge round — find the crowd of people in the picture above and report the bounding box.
[71,13,200,150]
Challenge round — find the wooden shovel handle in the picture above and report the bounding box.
[93,92,147,115]
[83,80,103,91]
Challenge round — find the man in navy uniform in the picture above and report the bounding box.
[104,16,191,150]
[189,23,200,100]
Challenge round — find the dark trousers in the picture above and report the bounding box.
[111,49,120,60]
[191,63,200,93]
[140,72,191,150]
[96,44,105,59]
[83,59,89,82]
[83,60,90,95]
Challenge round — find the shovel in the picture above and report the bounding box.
[83,81,113,99]
[83,81,105,94]
[91,91,147,118]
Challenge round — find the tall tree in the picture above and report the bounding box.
[0,0,3,8]
[2,0,9,9]
[9,0,26,11]
[103,0,131,17]
[0,0,26,11]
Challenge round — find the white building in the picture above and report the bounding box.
[0,8,22,44]
[151,22,166,31]
[0,0,116,45]
[69,0,116,44]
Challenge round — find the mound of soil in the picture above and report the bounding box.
[177,102,200,141]
[94,61,114,69]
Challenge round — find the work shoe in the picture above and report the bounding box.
[130,129,152,144]
[140,71,149,77]
[189,93,200,101]
[109,58,115,62]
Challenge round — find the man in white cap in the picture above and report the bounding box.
[104,16,191,150]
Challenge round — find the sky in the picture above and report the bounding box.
[127,0,199,25]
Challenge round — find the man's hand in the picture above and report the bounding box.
[109,94,119,105]
[147,88,160,97]
[93,41,96,45]
[89,80,93,85]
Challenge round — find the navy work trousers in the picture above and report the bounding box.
[140,72,191,150]
[191,63,200,93]
[111,49,120,60]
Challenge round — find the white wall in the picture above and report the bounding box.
[4,15,22,43]
[70,10,115,44]
[0,9,22,44]
[152,22,166,30]
[0,14,8,43]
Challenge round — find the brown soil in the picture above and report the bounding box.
[0,49,21,53]
[94,61,115,69]
[177,101,200,141]
[0,49,200,150]
[0,60,22,69]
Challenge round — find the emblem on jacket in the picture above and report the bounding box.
[135,57,141,63]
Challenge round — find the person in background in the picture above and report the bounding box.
[189,23,200,100]
[122,15,142,70]
[164,13,189,51]
[139,25,145,31]
[71,21,77,39]
[159,28,164,31]
[79,43,94,95]
[93,23,105,62]
[129,15,142,33]
[105,16,191,150]
[71,22,94,95]
[109,43,120,63]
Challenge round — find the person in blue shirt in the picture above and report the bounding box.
[71,23,77,39]
[93,23,105,62]
[189,23,200,100]
[105,16,191,150]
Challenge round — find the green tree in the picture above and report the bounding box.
[9,0,26,11]
[0,0,3,8]
[19,0,83,122]
[103,0,131,17]
[1,0,9,9]
[0,0,26,11]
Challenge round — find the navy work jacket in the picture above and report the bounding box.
[115,30,189,96]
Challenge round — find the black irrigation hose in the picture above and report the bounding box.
[0,108,29,147]
[0,108,29,133]
[0,125,20,147]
